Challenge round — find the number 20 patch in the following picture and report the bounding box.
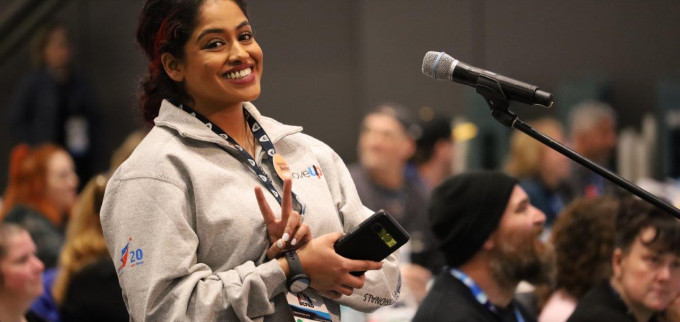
[117,237,145,275]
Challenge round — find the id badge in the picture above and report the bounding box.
[286,291,332,322]
[65,116,89,155]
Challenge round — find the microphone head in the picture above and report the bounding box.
[422,51,456,81]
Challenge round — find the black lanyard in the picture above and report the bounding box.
[180,105,306,215]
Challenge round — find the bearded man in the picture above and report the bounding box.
[414,171,554,322]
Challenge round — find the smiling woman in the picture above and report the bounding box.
[100,0,400,321]
[0,224,46,322]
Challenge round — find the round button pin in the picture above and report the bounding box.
[273,153,291,180]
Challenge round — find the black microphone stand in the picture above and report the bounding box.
[474,73,680,220]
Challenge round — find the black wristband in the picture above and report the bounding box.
[284,250,310,293]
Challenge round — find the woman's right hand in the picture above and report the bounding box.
[296,232,383,299]
[255,178,311,259]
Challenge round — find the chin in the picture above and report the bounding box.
[239,83,262,99]
[26,285,43,299]
[244,92,261,102]
[362,160,383,172]
[29,288,43,298]
[228,92,260,105]
[644,297,672,311]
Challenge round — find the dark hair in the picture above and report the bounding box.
[412,114,452,165]
[136,0,248,124]
[615,198,680,256]
[364,103,417,137]
[551,197,618,300]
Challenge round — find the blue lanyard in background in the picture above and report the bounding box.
[450,268,525,322]
[181,105,306,215]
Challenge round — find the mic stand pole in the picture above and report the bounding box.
[474,73,680,220]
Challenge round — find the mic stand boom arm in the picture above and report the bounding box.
[475,73,680,220]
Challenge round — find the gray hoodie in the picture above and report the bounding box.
[101,100,401,321]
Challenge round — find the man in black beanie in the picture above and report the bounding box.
[414,171,553,322]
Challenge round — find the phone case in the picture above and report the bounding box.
[334,210,409,266]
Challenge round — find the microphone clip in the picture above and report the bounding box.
[476,73,517,128]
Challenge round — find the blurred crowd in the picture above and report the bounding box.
[2,20,680,322]
[338,101,680,322]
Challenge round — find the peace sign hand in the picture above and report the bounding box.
[255,178,312,259]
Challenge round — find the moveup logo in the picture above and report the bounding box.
[291,165,323,180]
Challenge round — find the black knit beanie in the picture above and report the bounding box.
[428,171,518,267]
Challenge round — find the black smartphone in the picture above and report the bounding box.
[334,210,409,275]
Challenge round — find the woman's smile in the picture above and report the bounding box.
[222,65,255,84]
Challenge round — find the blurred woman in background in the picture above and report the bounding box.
[52,174,127,321]
[30,130,143,322]
[0,223,46,322]
[539,197,618,322]
[506,118,571,229]
[5,22,99,183]
[1,144,78,269]
[568,198,680,322]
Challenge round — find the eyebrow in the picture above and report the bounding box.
[196,21,251,42]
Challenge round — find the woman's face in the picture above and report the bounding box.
[46,150,78,214]
[0,231,44,299]
[177,0,263,110]
[614,227,680,312]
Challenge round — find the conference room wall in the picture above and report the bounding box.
[1,0,679,192]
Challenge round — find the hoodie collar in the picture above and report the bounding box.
[154,100,303,148]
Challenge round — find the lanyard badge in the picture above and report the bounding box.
[181,105,306,214]
[450,268,525,322]
[285,291,332,322]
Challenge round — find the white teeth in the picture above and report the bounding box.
[225,67,252,79]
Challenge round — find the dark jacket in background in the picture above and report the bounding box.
[563,165,623,201]
[25,310,48,322]
[518,177,569,227]
[349,164,444,273]
[413,270,536,322]
[567,282,655,322]
[6,69,100,183]
[60,258,129,322]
